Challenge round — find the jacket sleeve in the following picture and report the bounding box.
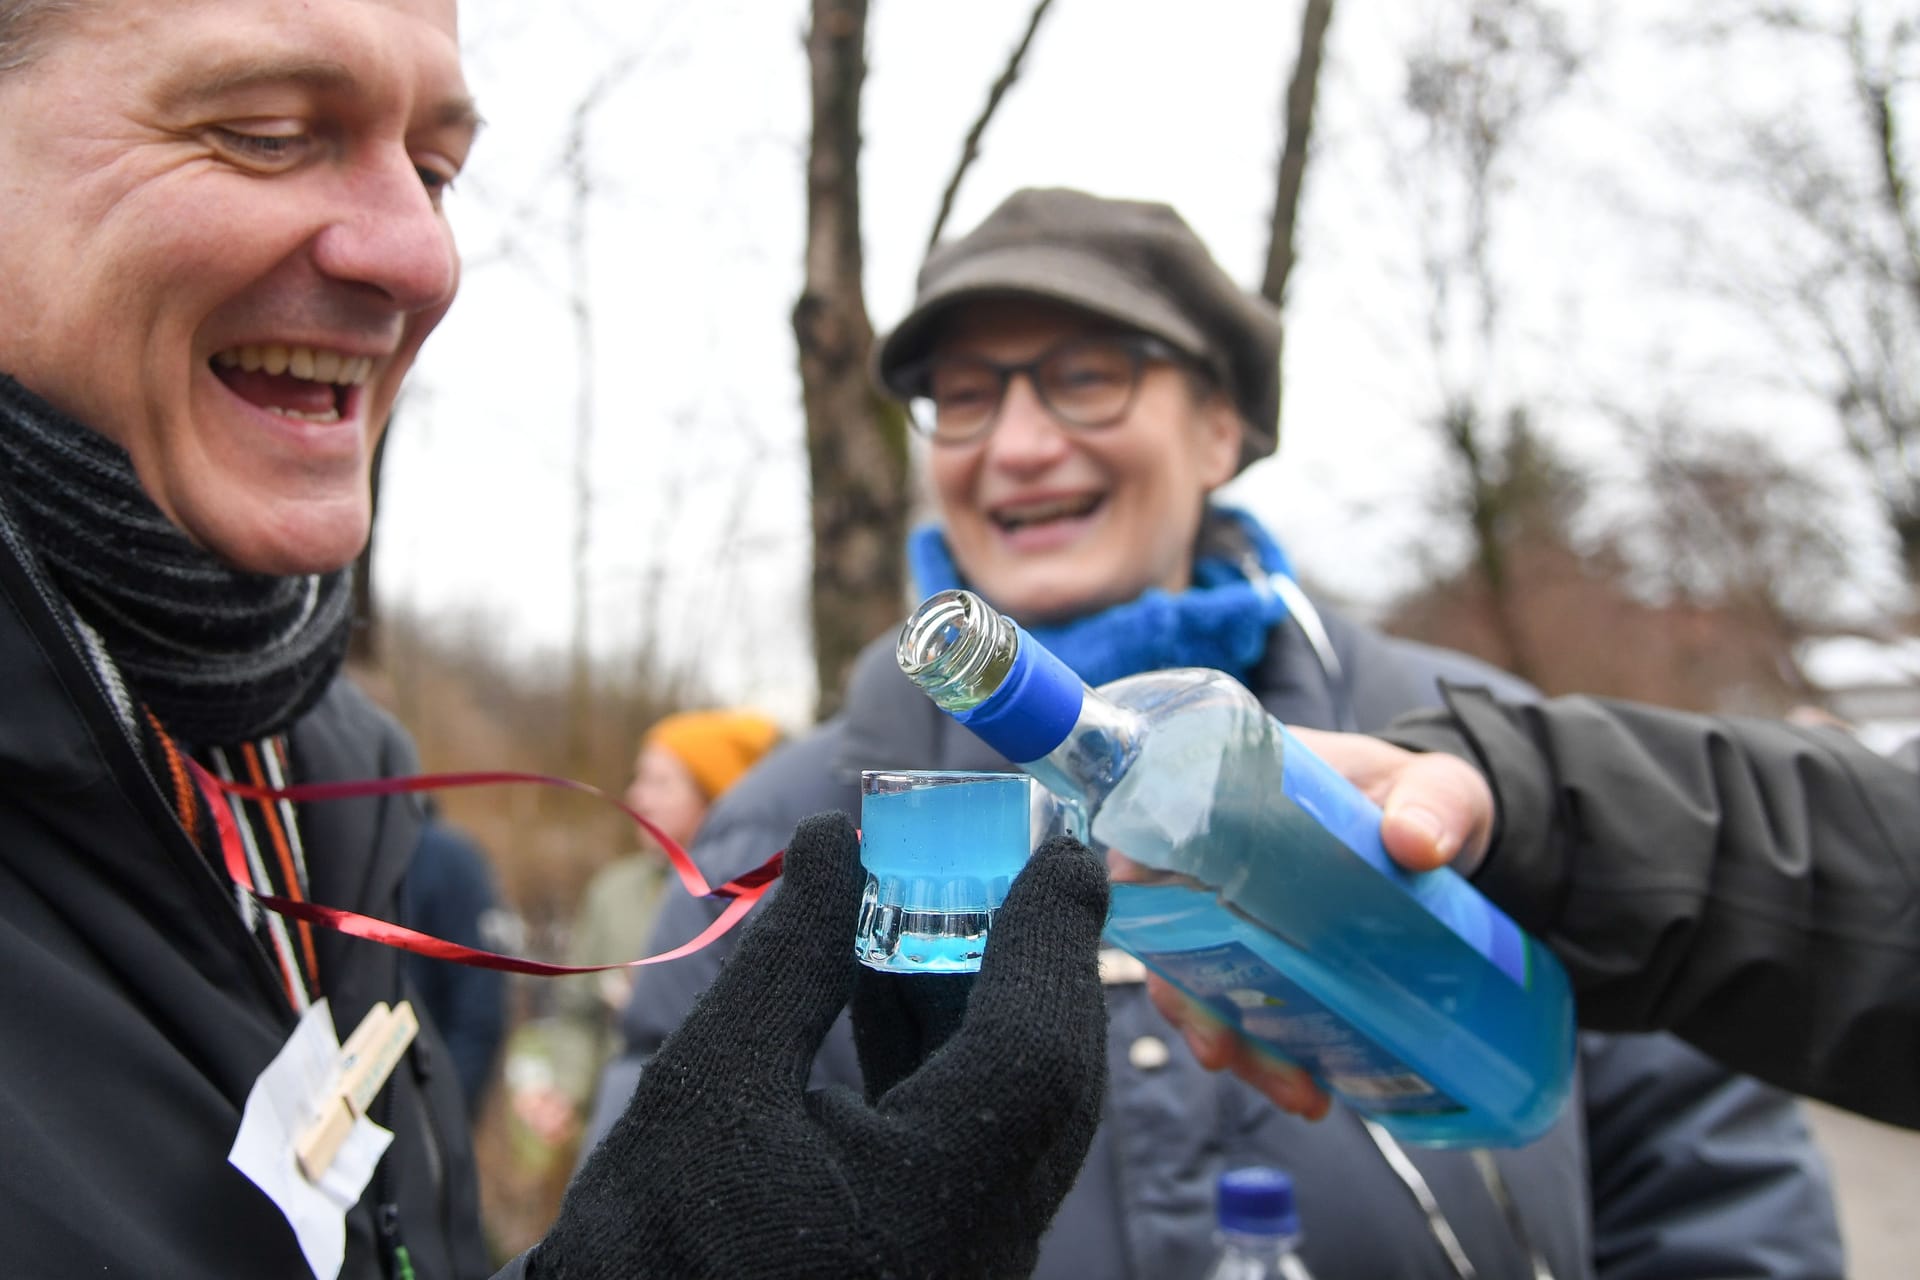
[1387,685,1920,1129]
[1578,1030,1845,1280]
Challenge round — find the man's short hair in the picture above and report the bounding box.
[0,0,87,75]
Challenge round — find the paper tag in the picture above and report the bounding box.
[229,999,394,1280]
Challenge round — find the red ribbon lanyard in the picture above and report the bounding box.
[186,761,785,974]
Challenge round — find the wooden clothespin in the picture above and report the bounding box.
[296,1000,419,1183]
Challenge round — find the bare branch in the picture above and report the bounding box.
[925,0,1058,252]
[1847,10,1920,318]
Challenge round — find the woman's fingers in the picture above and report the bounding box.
[1144,975,1332,1120]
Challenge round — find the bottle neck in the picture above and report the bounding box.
[896,588,1146,804]
[1026,682,1145,817]
[1218,1228,1301,1255]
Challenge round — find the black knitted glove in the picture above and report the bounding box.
[531,811,1110,1280]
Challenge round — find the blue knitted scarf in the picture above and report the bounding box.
[906,506,1297,688]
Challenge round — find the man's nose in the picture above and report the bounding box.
[310,153,460,314]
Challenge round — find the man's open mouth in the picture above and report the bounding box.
[210,344,373,424]
[990,493,1104,533]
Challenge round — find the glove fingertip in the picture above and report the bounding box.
[1009,834,1110,923]
[775,809,864,917]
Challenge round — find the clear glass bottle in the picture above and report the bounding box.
[897,588,1575,1148]
[1204,1167,1314,1280]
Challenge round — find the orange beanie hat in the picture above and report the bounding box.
[643,710,783,801]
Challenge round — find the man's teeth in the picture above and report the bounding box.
[213,344,374,386]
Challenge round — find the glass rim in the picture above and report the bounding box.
[859,768,1029,795]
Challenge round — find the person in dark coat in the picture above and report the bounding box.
[596,187,1847,1279]
[402,811,513,1120]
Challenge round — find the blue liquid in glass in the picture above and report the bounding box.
[854,771,1031,974]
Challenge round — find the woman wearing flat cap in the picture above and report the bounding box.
[603,187,1842,1279]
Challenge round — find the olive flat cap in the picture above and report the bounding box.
[874,187,1282,470]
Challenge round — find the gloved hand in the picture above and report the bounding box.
[531,811,1110,1280]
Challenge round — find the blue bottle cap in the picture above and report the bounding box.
[1217,1166,1300,1237]
[950,621,1084,764]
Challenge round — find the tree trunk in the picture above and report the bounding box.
[795,0,911,718]
[1260,0,1335,310]
[1257,0,1335,450]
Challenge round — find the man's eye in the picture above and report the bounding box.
[213,128,307,165]
[416,165,457,204]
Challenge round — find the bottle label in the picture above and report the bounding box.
[1280,729,1529,988]
[1137,939,1467,1115]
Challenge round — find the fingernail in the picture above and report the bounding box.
[1391,805,1453,859]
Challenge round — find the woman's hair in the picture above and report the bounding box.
[0,1,87,75]
[643,710,783,802]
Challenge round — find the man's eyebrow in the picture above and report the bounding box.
[163,56,484,135]
[165,56,361,107]
[434,96,485,136]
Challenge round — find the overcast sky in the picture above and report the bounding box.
[381,0,1911,724]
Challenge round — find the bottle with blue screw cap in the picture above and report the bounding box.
[897,587,1576,1149]
[1206,1166,1313,1280]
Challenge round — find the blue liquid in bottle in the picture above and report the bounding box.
[898,589,1575,1148]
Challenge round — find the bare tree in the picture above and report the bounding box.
[559,53,648,763]
[1260,0,1336,311]
[794,0,912,716]
[1255,0,1337,451]
[1680,3,1919,594]
[1628,413,1847,694]
[1396,0,1584,681]
[926,0,1058,251]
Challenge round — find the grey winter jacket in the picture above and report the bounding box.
[600,602,1845,1280]
[1391,684,1920,1130]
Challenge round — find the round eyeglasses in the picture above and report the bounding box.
[896,334,1194,445]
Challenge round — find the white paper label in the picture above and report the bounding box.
[228,998,394,1280]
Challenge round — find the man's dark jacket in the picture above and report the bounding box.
[0,525,492,1277]
[1393,686,1920,1129]
[603,605,1846,1280]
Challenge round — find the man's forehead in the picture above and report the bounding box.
[58,0,471,101]
[157,47,481,130]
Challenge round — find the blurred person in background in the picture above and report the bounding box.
[599,187,1846,1280]
[401,802,517,1122]
[514,709,781,1150]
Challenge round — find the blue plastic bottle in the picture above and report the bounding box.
[896,589,1575,1148]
